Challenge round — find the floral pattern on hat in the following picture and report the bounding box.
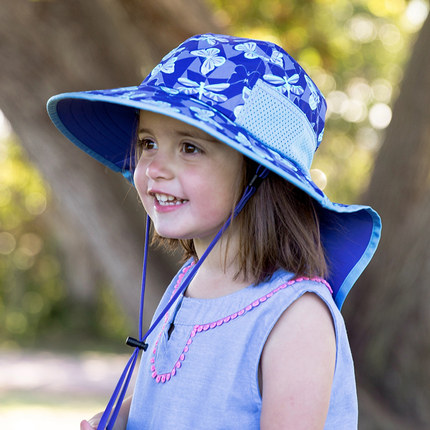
[136,34,326,147]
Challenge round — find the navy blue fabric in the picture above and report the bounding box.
[55,99,138,171]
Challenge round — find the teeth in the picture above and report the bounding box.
[154,193,186,206]
[156,193,174,202]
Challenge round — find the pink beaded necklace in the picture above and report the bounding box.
[149,263,333,384]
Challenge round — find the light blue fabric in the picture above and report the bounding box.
[127,262,358,429]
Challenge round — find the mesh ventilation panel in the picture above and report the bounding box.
[236,79,316,171]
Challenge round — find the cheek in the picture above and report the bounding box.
[133,162,148,201]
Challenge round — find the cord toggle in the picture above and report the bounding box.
[126,336,148,351]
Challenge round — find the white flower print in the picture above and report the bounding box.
[160,46,184,63]
[189,107,223,129]
[304,76,320,110]
[192,35,230,46]
[318,128,324,144]
[234,42,260,59]
[269,49,284,67]
[233,86,251,119]
[190,48,226,75]
[263,74,304,97]
[177,77,229,102]
[236,132,254,150]
[140,100,181,114]
[150,56,179,78]
[159,86,180,95]
[251,143,275,162]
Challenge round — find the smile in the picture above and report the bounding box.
[154,193,188,206]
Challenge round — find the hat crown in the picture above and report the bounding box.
[140,33,327,172]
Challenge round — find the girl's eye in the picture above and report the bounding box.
[182,142,201,154]
[138,138,157,151]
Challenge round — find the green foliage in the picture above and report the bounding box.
[0,132,129,350]
[0,134,58,346]
[210,0,428,202]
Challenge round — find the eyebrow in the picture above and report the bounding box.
[137,127,153,136]
[176,129,220,143]
[138,126,220,143]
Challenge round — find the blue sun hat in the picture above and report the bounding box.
[47,33,381,309]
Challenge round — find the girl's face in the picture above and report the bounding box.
[134,111,244,248]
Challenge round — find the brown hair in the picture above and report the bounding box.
[151,156,328,284]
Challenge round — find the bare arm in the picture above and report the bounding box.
[80,395,132,430]
[260,293,336,430]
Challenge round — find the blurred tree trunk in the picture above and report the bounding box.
[344,14,430,429]
[0,0,222,326]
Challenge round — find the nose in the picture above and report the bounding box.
[144,150,175,181]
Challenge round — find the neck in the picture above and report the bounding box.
[186,231,249,299]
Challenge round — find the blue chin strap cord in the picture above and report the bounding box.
[97,165,269,429]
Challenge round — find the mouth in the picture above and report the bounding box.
[152,192,188,206]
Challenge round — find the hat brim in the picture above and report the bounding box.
[47,85,381,309]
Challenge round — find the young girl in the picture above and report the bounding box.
[47,33,381,429]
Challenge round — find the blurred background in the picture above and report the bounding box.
[0,0,429,428]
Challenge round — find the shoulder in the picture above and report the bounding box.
[264,292,335,355]
[262,291,335,365]
[274,289,335,332]
[260,292,336,429]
